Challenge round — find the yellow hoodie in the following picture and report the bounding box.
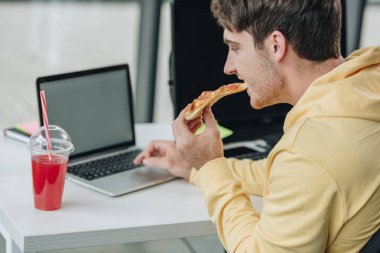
[190,47,380,253]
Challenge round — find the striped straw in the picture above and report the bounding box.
[40,91,52,159]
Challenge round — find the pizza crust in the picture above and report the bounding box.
[185,82,248,121]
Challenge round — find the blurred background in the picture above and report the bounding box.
[0,0,379,130]
[0,0,173,131]
[0,0,379,252]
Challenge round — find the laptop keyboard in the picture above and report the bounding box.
[225,133,282,160]
[67,134,282,181]
[231,151,269,160]
[68,149,142,181]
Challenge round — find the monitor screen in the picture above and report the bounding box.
[171,0,292,141]
[37,65,135,157]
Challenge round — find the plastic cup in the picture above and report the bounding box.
[29,125,74,211]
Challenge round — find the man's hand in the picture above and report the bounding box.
[133,140,193,181]
[173,107,224,170]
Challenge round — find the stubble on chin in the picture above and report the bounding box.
[251,103,265,110]
[249,56,284,109]
[250,85,283,109]
[250,98,274,109]
[250,95,266,109]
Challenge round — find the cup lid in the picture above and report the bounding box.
[29,125,74,154]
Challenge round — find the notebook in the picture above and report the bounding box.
[36,64,175,197]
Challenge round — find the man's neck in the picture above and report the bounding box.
[284,54,345,105]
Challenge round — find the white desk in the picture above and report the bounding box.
[0,123,262,253]
[0,123,216,253]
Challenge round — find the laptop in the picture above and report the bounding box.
[36,64,175,197]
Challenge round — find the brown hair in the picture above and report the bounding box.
[211,0,342,61]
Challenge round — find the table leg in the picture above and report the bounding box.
[10,240,35,253]
[0,222,10,253]
[0,223,35,253]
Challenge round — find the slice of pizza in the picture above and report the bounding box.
[185,82,248,121]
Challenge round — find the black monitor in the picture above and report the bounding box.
[340,0,366,57]
[170,0,292,142]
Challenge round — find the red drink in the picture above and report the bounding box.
[31,154,68,211]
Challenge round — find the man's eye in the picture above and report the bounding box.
[230,47,239,53]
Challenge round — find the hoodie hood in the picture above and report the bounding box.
[284,46,380,132]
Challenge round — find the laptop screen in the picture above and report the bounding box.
[37,65,135,157]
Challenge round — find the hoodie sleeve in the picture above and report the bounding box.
[194,149,345,253]
[189,158,267,196]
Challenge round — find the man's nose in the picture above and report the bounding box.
[224,54,237,75]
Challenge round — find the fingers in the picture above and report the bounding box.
[190,121,203,134]
[172,108,194,141]
[133,149,149,165]
[203,107,218,131]
[141,156,168,169]
[187,115,202,129]
[188,116,203,134]
[133,140,168,165]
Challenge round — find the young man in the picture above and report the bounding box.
[134,0,380,252]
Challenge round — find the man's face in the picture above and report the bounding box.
[223,29,284,109]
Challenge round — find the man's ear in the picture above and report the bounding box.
[266,31,287,62]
